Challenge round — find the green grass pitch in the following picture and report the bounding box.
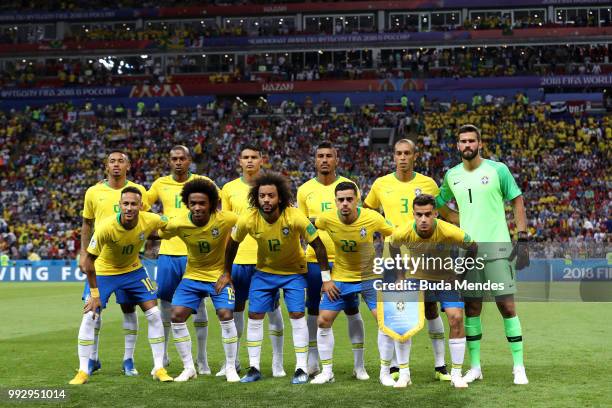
[0,283,610,408]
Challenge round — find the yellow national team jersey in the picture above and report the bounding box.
[391,219,475,281]
[160,210,237,282]
[82,180,150,229]
[364,172,439,230]
[147,173,217,256]
[221,177,257,264]
[297,176,359,263]
[316,208,394,282]
[88,212,168,276]
[231,207,318,275]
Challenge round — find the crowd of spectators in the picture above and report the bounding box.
[1,44,609,89]
[1,6,610,46]
[0,0,359,13]
[0,96,609,260]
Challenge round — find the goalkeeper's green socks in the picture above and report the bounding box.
[503,316,524,366]
[465,316,482,368]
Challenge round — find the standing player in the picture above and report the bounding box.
[310,182,400,386]
[364,139,456,381]
[70,187,171,384]
[147,145,216,374]
[435,124,530,385]
[79,151,149,376]
[219,145,285,377]
[225,173,330,384]
[160,179,240,382]
[296,141,367,379]
[391,194,479,388]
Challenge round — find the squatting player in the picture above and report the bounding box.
[224,173,330,384]
[364,138,457,381]
[79,151,149,376]
[219,145,285,377]
[310,182,403,387]
[391,194,479,388]
[296,141,367,378]
[70,187,171,385]
[147,145,217,374]
[160,179,240,383]
[435,124,530,385]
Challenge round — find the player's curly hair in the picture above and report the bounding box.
[181,178,219,213]
[248,172,294,213]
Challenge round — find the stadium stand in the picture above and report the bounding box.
[0,98,609,260]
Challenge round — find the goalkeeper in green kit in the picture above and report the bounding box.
[435,124,530,385]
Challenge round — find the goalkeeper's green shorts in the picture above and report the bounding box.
[461,259,517,298]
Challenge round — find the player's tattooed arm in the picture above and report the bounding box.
[79,218,94,270]
[388,244,406,281]
[310,237,340,300]
[309,236,330,271]
[83,253,101,319]
[223,238,240,276]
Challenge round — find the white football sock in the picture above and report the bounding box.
[378,330,394,375]
[246,318,264,371]
[194,299,209,368]
[347,312,365,370]
[317,327,334,374]
[123,311,138,361]
[428,316,446,367]
[307,314,319,368]
[220,319,238,368]
[145,306,165,370]
[90,315,102,361]
[159,299,172,361]
[395,339,412,375]
[172,322,194,369]
[267,306,284,368]
[234,311,244,364]
[290,316,308,371]
[78,311,96,373]
[449,337,466,376]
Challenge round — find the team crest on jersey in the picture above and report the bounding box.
[415,188,422,196]
[211,228,220,238]
[360,227,367,238]
[481,176,489,185]
[282,227,290,236]
[139,233,145,241]
[396,302,405,312]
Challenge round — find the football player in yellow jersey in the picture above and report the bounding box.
[391,194,478,388]
[78,151,150,377]
[219,145,285,377]
[147,145,217,375]
[159,179,240,383]
[296,141,367,379]
[310,182,398,386]
[70,187,172,385]
[364,139,457,381]
[224,173,329,385]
